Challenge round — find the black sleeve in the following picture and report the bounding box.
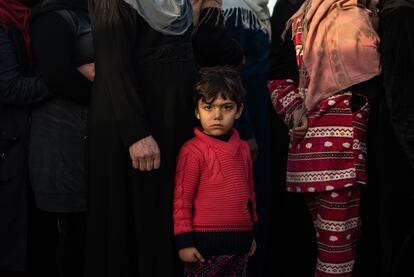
[268,28,298,81]
[30,12,92,105]
[0,29,49,105]
[88,1,150,147]
[193,8,244,67]
[268,0,303,81]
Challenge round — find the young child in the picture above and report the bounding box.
[173,66,257,276]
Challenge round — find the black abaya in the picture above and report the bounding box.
[86,1,196,276]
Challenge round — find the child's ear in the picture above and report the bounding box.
[235,103,244,119]
[195,109,200,120]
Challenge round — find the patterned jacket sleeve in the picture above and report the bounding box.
[173,144,201,250]
[267,79,302,127]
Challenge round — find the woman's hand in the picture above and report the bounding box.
[179,247,205,263]
[129,135,160,171]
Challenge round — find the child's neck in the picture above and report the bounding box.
[205,130,232,142]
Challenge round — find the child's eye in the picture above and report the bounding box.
[223,105,234,111]
[203,105,212,111]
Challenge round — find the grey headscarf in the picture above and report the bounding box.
[123,0,193,35]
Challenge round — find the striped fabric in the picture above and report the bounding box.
[267,16,369,194]
[305,186,361,277]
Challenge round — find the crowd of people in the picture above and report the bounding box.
[1,0,413,277]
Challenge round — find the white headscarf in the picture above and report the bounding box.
[222,0,271,36]
[123,0,193,35]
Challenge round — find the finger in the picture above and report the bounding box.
[294,131,306,137]
[295,125,307,131]
[153,154,161,169]
[298,131,307,137]
[139,159,146,171]
[194,251,205,263]
[145,158,154,171]
[132,159,139,169]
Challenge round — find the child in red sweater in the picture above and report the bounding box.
[173,66,258,277]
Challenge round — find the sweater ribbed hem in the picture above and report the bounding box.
[175,232,195,250]
[195,231,253,258]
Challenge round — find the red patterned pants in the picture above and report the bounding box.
[305,186,361,277]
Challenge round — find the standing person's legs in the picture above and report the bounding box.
[27,210,85,277]
[26,208,58,277]
[56,212,85,277]
[305,186,361,277]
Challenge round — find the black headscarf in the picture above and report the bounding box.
[31,0,88,19]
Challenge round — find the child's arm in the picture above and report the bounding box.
[267,79,303,129]
[173,146,201,257]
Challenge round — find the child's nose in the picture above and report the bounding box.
[214,108,223,120]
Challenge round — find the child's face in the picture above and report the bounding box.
[195,95,243,136]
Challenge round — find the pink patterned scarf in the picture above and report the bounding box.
[292,0,381,110]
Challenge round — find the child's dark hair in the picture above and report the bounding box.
[194,66,246,110]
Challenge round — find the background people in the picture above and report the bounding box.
[0,0,49,275]
[28,0,93,276]
[222,1,273,275]
[191,0,245,70]
[374,1,414,276]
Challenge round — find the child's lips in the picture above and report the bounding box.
[210,124,223,128]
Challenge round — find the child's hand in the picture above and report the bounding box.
[179,247,205,263]
[247,238,257,256]
[289,109,308,140]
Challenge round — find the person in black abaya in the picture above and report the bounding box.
[86,0,196,276]
[373,1,414,276]
[28,0,94,276]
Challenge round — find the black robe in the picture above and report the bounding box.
[86,1,196,276]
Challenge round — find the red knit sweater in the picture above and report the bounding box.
[173,128,257,256]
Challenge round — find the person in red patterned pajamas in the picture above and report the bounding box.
[173,66,257,277]
[267,0,381,276]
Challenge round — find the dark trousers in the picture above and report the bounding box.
[26,209,85,277]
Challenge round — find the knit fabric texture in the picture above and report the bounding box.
[173,128,257,256]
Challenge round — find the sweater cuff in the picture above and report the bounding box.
[175,232,195,250]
